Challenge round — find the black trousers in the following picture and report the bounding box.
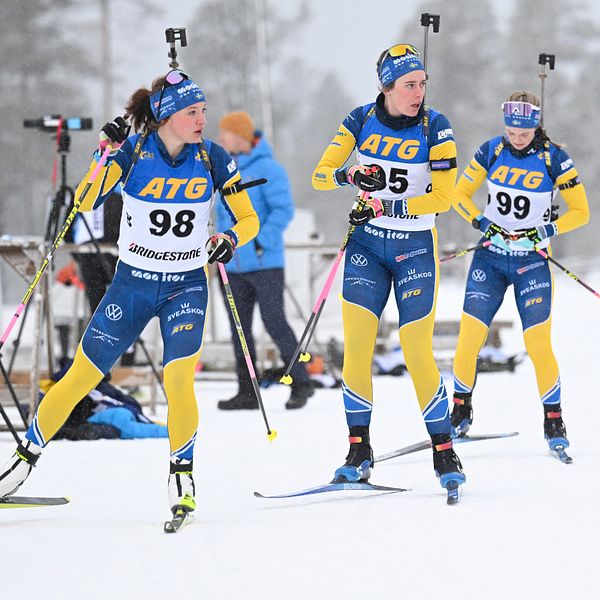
[222,268,309,393]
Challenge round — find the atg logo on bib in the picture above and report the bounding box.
[138,177,208,200]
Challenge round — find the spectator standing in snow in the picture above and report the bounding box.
[216,111,314,411]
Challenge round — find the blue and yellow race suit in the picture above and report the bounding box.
[26,132,258,461]
[312,96,457,436]
[452,135,589,409]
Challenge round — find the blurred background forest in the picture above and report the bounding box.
[1,0,598,283]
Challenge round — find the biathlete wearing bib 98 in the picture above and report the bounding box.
[452,135,589,407]
[26,132,258,461]
[312,96,457,435]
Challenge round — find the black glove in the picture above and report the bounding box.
[348,195,385,226]
[483,221,510,240]
[347,164,386,192]
[207,233,236,264]
[99,116,130,149]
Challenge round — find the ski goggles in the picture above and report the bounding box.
[377,44,425,87]
[502,101,541,128]
[150,69,206,121]
[379,44,420,64]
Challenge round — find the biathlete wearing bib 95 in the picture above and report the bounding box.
[312,93,458,442]
[451,127,589,438]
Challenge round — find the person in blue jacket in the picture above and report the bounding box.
[216,111,313,410]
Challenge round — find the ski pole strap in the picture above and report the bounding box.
[221,178,267,196]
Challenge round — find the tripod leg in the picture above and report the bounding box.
[136,338,167,401]
[0,401,21,443]
[0,355,26,437]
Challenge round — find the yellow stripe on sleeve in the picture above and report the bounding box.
[405,140,457,215]
[452,159,488,224]
[75,158,123,212]
[553,168,590,235]
[221,173,259,247]
[311,124,357,190]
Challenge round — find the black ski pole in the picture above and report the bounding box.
[440,241,491,263]
[217,261,277,442]
[536,248,600,300]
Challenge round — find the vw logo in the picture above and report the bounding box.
[105,304,123,321]
[471,269,486,282]
[350,253,368,267]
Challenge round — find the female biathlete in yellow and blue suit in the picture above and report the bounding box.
[312,43,466,496]
[450,91,589,455]
[0,70,259,517]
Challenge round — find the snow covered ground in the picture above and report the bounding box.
[1,273,599,599]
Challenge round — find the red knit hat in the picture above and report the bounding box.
[219,111,255,143]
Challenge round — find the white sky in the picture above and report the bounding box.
[111,0,600,116]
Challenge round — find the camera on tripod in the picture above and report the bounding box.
[23,115,93,132]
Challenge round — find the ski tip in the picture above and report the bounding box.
[279,374,293,385]
[253,491,266,498]
[267,429,278,442]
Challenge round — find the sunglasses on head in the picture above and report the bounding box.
[155,69,190,120]
[377,44,420,72]
[502,101,541,118]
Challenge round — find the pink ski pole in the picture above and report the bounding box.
[536,248,600,300]
[280,191,370,385]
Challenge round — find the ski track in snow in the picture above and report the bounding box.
[1,276,598,599]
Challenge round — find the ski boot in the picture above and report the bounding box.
[0,440,42,499]
[168,458,196,515]
[217,391,258,410]
[450,392,473,438]
[332,426,373,483]
[432,434,466,503]
[543,405,569,451]
[285,380,314,410]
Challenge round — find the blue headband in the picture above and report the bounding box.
[149,77,206,121]
[378,53,425,87]
[502,101,541,129]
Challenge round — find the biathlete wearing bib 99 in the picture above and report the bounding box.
[25,132,258,462]
[452,135,589,409]
[312,96,458,436]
